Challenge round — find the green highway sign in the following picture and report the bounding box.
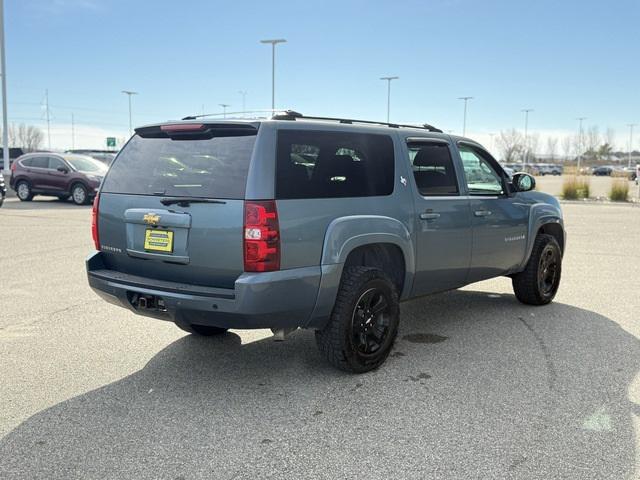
[106,137,116,148]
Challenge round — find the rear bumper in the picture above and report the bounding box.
[86,251,322,329]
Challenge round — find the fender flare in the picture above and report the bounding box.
[306,215,415,329]
[519,203,565,271]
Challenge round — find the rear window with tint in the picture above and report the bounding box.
[276,130,394,199]
[101,133,256,199]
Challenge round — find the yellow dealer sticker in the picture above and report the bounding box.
[144,229,174,253]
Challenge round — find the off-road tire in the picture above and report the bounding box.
[315,266,400,373]
[16,180,34,201]
[174,321,228,336]
[512,234,562,305]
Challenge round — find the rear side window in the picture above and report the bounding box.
[24,156,48,168]
[408,143,459,196]
[276,130,394,199]
[101,133,256,199]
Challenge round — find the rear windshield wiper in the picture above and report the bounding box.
[160,197,227,207]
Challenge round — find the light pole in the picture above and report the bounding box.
[219,103,230,119]
[121,90,138,137]
[458,96,473,136]
[238,90,247,116]
[260,39,286,111]
[522,109,533,171]
[576,117,586,173]
[488,132,496,153]
[380,76,399,123]
[627,123,637,169]
[0,0,8,172]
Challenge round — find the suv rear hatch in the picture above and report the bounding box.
[97,122,258,289]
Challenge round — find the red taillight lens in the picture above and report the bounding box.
[10,161,16,172]
[243,200,280,272]
[160,123,204,132]
[91,194,100,250]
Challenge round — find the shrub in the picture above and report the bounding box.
[609,178,629,202]
[562,176,590,200]
[579,177,591,199]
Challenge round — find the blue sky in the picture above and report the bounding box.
[5,0,640,151]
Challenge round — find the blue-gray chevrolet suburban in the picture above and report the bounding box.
[87,111,565,373]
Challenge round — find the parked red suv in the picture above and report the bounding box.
[10,153,108,205]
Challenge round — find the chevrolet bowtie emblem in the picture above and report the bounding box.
[143,213,160,226]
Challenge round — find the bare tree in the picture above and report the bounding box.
[561,135,573,161]
[496,129,523,163]
[527,133,540,162]
[585,126,600,160]
[546,137,558,162]
[605,127,616,149]
[1,123,44,151]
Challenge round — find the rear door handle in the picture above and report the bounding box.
[474,210,493,217]
[420,212,441,220]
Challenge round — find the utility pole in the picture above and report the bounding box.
[0,0,8,172]
[522,109,533,171]
[238,90,247,116]
[121,90,138,137]
[44,89,51,150]
[219,103,230,119]
[71,113,75,150]
[627,123,637,169]
[380,76,399,123]
[576,117,586,173]
[488,132,496,153]
[260,39,286,111]
[458,96,473,136]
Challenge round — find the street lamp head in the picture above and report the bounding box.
[380,76,399,81]
[260,39,287,45]
[458,96,473,101]
[121,90,138,96]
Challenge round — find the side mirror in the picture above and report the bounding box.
[512,172,536,192]
[57,166,69,174]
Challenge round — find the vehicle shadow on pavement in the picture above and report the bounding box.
[1,197,91,210]
[1,290,639,479]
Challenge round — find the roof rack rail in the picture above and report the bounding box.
[181,110,281,121]
[271,110,443,133]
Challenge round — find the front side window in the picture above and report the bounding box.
[459,145,504,195]
[408,142,458,196]
[276,130,394,199]
[48,157,66,170]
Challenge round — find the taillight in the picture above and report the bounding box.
[160,123,204,132]
[10,161,16,172]
[91,193,100,250]
[243,200,280,272]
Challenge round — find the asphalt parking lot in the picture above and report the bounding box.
[1,197,639,479]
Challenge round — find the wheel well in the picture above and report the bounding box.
[538,223,564,253]
[343,243,405,294]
